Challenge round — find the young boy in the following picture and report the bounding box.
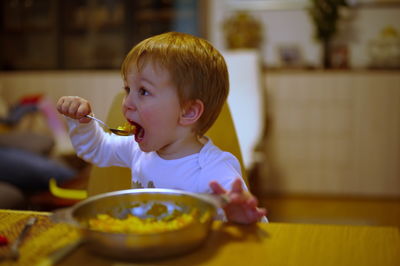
[57,32,267,224]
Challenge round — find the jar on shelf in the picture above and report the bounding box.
[367,26,400,69]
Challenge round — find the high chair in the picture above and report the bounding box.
[50,91,246,199]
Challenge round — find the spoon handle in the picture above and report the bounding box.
[10,216,37,260]
[85,115,109,129]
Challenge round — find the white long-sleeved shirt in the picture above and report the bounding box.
[67,119,244,193]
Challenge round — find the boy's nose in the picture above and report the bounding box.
[123,95,137,111]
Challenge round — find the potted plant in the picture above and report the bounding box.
[309,0,348,68]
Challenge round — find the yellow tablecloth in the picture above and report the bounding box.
[0,209,79,266]
[0,209,399,266]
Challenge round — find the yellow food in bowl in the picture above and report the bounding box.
[88,212,195,234]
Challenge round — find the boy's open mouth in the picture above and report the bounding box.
[129,120,145,142]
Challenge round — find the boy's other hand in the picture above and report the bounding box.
[209,178,267,224]
[57,96,92,123]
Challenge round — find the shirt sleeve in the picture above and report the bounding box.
[66,117,135,167]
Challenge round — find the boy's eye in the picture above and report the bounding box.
[139,88,149,96]
[124,86,130,94]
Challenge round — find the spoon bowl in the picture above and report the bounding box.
[85,115,134,136]
[109,128,133,136]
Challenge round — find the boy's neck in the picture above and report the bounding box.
[156,133,204,160]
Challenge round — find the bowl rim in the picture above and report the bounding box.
[72,188,220,212]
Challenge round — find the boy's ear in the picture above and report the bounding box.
[179,99,204,126]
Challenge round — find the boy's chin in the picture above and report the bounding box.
[137,143,154,153]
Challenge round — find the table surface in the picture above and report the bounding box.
[0,209,399,266]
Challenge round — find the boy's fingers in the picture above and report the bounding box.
[77,104,89,117]
[209,181,226,195]
[59,99,70,115]
[258,207,267,217]
[56,98,64,112]
[231,178,244,193]
[68,101,81,117]
[244,197,258,208]
[78,116,92,123]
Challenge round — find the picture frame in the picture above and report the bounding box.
[277,44,303,68]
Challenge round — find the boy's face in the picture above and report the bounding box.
[122,61,183,153]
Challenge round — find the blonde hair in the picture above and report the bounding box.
[121,32,229,136]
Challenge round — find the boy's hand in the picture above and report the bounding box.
[210,178,267,224]
[57,96,92,123]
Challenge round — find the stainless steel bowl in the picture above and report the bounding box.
[51,188,218,259]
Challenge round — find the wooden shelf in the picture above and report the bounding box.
[0,0,204,70]
[134,8,195,21]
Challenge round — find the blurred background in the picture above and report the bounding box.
[0,0,399,227]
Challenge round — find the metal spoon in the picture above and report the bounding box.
[85,115,133,136]
[10,216,37,260]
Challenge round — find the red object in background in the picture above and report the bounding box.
[19,94,43,105]
[331,44,349,69]
[0,235,8,245]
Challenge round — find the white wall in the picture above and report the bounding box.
[208,0,400,68]
[223,50,264,169]
[0,71,123,121]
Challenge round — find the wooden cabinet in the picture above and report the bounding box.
[261,70,400,197]
[0,0,205,70]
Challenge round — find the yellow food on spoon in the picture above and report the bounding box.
[117,122,137,134]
